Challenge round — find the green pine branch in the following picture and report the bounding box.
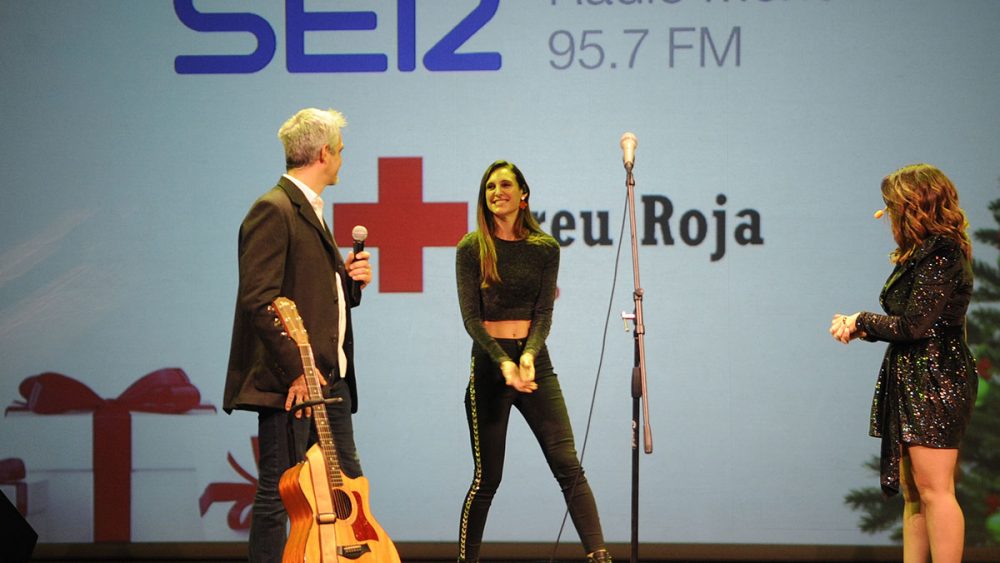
[973,259,1000,301]
[974,228,999,249]
[968,309,1000,349]
[845,485,903,534]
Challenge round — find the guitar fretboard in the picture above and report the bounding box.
[298,344,345,491]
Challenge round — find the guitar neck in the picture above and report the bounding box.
[297,344,345,489]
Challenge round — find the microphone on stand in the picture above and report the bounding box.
[617,128,654,562]
[351,225,369,291]
[620,132,637,171]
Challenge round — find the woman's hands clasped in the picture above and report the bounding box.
[501,353,538,394]
[829,312,862,344]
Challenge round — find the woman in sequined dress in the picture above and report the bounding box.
[830,163,977,563]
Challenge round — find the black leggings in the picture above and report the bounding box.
[457,339,605,562]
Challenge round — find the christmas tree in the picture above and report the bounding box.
[845,192,1000,544]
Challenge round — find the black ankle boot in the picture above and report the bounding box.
[587,548,612,563]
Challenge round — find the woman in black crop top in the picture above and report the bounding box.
[830,164,977,563]
[455,161,611,563]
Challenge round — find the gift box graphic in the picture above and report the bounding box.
[5,368,215,542]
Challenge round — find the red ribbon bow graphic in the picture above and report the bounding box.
[199,437,259,531]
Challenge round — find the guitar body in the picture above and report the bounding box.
[280,460,327,563]
[280,443,400,563]
[272,298,399,563]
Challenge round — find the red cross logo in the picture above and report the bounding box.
[333,157,468,293]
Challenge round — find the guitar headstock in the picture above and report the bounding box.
[272,297,309,346]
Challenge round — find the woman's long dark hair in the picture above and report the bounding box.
[473,160,551,286]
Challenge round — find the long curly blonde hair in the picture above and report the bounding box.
[881,163,971,264]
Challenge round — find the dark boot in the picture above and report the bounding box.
[587,549,612,563]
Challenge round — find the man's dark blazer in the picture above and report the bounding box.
[224,176,362,414]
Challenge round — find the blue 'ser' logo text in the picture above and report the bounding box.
[174,0,502,74]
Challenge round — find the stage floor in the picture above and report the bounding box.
[24,541,1000,562]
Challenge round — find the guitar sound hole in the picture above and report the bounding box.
[333,488,353,520]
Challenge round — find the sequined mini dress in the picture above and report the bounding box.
[856,235,978,496]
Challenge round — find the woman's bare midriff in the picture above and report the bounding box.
[483,319,531,340]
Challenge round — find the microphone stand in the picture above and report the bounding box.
[621,161,652,563]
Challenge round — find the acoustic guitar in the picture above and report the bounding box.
[273,297,400,563]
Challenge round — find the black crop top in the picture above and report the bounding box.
[455,232,560,365]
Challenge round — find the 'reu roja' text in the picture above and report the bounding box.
[532,193,763,261]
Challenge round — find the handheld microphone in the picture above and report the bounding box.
[350,225,369,291]
[352,225,368,254]
[620,132,637,170]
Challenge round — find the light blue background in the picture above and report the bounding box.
[1,0,998,546]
